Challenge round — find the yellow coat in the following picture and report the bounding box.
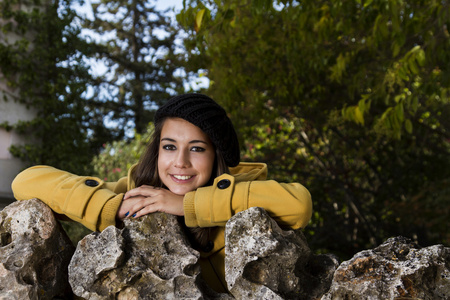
[12,162,312,293]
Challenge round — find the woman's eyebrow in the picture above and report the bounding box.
[189,140,209,145]
[161,137,176,142]
[160,137,208,145]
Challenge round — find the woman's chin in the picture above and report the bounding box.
[167,185,195,196]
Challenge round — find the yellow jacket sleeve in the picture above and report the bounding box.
[183,173,312,229]
[11,165,124,232]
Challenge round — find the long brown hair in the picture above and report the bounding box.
[133,117,229,249]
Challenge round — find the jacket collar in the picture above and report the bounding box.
[229,162,268,181]
[127,164,138,190]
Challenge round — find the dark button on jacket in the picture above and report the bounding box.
[85,179,99,187]
[217,179,231,189]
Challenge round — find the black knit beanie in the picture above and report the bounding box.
[155,93,240,167]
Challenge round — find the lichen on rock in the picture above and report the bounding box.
[2,199,449,300]
[322,236,450,300]
[225,207,339,300]
[0,199,75,299]
[68,212,204,299]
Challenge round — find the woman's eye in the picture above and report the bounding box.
[162,144,176,151]
[191,146,205,152]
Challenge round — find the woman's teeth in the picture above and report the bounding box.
[173,175,193,180]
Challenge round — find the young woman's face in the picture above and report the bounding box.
[158,118,216,195]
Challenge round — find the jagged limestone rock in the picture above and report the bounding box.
[321,236,450,300]
[225,207,339,300]
[5,199,449,300]
[68,212,206,300]
[0,199,75,299]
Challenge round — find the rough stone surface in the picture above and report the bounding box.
[4,199,449,300]
[0,199,75,299]
[225,207,339,299]
[322,236,450,300]
[68,212,207,299]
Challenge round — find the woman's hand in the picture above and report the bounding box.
[116,185,185,220]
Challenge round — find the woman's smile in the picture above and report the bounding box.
[171,174,195,181]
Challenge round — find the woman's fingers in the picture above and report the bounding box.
[117,195,142,219]
[131,202,160,218]
[120,187,185,218]
[123,185,156,200]
[127,197,156,217]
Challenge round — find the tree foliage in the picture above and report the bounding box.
[82,0,185,135]
[2,0,448,259]
[91,125,152,182]
[1,0,186,173]
[0,0,97,174]
[178,0,450,257]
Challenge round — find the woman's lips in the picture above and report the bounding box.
[171,174,195,182]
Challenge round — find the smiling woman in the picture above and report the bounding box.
[11,93,313,293]
[158,118,215,195]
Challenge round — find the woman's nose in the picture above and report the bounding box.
[174,150,191,168]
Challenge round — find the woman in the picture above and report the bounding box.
[12,93,312,293]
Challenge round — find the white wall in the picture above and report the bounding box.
[0,4,41,206]
[0,96,36,203]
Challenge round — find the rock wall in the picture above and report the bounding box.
[321,236,450,300]
[0,199,74,299]
[68,212,204,299]
[1,200,449,299]
[225,207,338,299]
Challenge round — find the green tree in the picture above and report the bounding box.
[91,125,152,182]
[82,0,185,135]
[0,0,98,174]
[178,0,450,257]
